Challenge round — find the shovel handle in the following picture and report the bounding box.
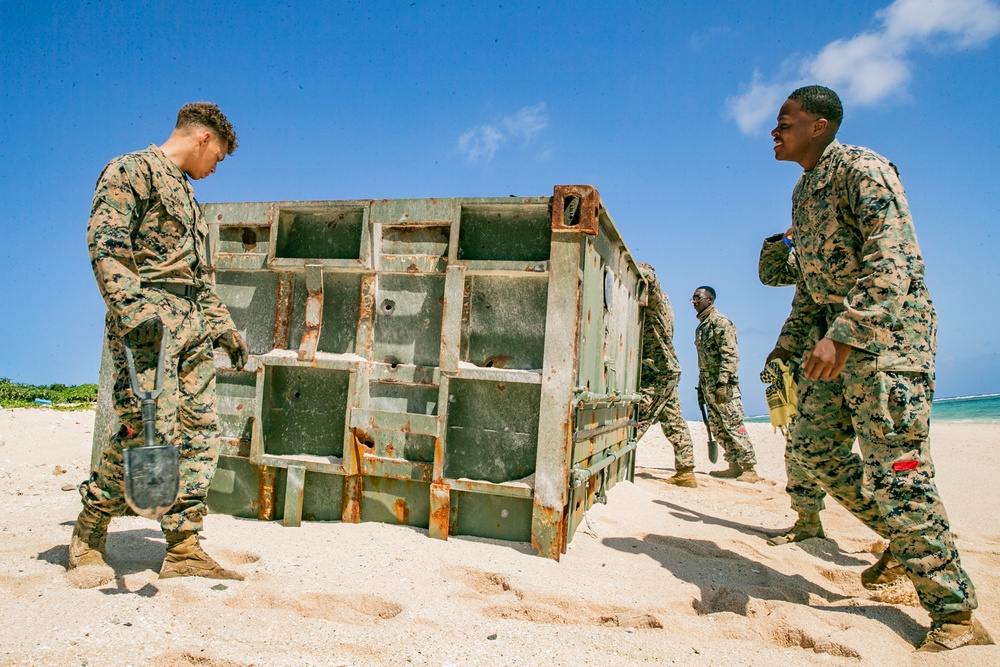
[122,320,168,448]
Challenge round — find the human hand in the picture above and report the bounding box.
[215,330,249,370]
[802,338,851,380]
[713,385,728,404]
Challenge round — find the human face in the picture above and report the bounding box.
[691,289,713,314]
[187,132,228,180]
[771,98,823,168]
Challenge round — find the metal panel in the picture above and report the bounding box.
[93,187,644,559]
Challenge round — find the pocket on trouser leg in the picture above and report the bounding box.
[856,371,931,445]
[853,371,941,532]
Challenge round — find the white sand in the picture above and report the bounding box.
[1,407,998,666]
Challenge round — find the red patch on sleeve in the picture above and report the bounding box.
[737,427,747,435]
[125,426,135,438]
[893,460,919,472]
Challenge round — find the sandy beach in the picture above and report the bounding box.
[0,407,997,666]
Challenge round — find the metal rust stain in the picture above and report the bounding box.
[429,482,450,540]
[272,272,294,350]
[297,271,324,362]
[551,185,600,235]
[530,504,565,561]
[392,498,410,524]
[357,273,376,355]
[258,466,276,520]
[341,475,362,523]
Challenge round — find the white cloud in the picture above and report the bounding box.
[456,103,549,163]
[727,0,1000,135]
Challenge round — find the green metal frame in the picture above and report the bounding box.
[92,185,644,559]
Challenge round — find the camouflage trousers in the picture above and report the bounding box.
[790,353,977,618]
[704,392,756,467]
[637,372,695,470]
[80,293,221,535]
[783,430,827,514]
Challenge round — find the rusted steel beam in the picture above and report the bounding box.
[428,482,450,540]
[283,465,306,527]
[551,185,601,236]
[297,263,324,362]
[272,272,295,350]
[355,273,376,358]
[531,234,584,560]
[258,466,276,520]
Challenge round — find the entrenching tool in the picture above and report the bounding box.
[122,319,180,519]
[696,385,719,463]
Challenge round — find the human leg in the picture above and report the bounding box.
[767,431,828,545]
[154,299,240,580]
[848,369,978,621]
[790,370,891,539]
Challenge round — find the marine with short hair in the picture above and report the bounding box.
[71,102,249,583]
[692,286,759,482]
[769,84,991,652]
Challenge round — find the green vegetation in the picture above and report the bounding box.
[0,378,98,409]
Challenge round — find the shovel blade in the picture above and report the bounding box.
[708,438,719,464]
[124,445,180,520]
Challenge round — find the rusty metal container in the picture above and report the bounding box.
[92,185,644,559]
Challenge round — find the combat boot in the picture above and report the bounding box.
[767,511,825,546]
[664,467,697,488]
[736,466,761,483]
[68,507,110,569]
[917,612,994,652]
[159,531,244,581]
[709,462,743,479]
[861,549,907,589]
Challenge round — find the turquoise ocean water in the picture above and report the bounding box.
[747,393,1000,424]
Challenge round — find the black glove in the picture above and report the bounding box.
[766,346,794,364]
[215,330,248,370]
[125,316,163,347]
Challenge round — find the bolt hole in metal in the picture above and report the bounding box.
[482,355,511,369]
[380,299,396,314]
[563,196,580,226]
[241,227,257,250]
[384,355,400,371]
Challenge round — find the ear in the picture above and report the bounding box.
[812,118,829,137]
[195,130,213,147]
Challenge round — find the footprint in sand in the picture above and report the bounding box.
[225,589,403,623]
[455,566,663,630]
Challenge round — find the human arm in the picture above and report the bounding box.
[86,158,160,334]
[758,230,798,287]
[824,160,920,355]
[713,317,740,401]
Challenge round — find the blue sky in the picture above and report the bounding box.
[1,0,998,419]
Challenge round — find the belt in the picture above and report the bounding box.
[142,281,198,299]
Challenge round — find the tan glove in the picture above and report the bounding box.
[215,330,248,370]
[713,385,728,405]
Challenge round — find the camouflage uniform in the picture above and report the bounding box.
[758,235,827,515]
[81,145,236,536]
[778,140,976,619]
[636,264,695,470]
[695,306,756,468]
